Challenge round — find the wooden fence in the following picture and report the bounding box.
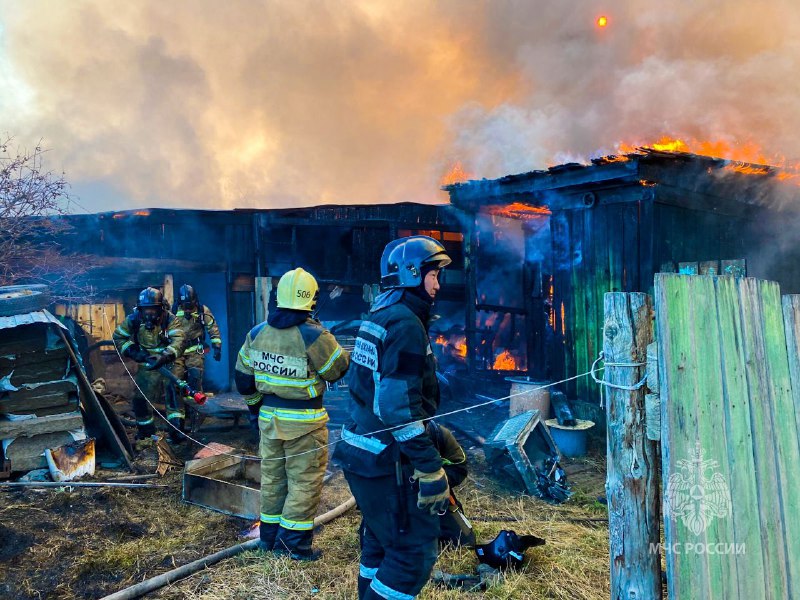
[605,275,800,598]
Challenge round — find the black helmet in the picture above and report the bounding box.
[475,530,546,570]
[179,284,198,306]
[137,287,164,309]
[380,235,451,289]
[137,287,165,331]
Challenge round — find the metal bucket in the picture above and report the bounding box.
[506,376,551,419]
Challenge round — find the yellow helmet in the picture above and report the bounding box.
[276,268,319,311]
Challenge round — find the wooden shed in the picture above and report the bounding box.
[447,149,800,420]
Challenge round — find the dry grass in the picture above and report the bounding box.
[163,454,610,600]
[0,432,609,600]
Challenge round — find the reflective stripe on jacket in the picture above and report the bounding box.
[176,304,222,349]
[112,311,185,359]
[235,316,350,405]
[347,292,443,474]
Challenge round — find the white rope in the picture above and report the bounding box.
[104,306,604,463]
[590,350,648,395]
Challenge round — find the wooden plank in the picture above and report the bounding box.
[644,393,660,441]
[773,295,800,597]
[163,274,175,309]
[549,212,569,391]
[699,261,720,276]
[678,262,698,275]
[655,274,710,599]
[0,411,83,438]
[4,432,77,471]
[0,378,78,412]
[254,276,272,324]
[737,278,790,597]
[685,276,737,598]
[721,259,746,277]
[603,292,661,600]
[569,211,585,400]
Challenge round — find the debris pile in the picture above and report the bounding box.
[0,310,88,474]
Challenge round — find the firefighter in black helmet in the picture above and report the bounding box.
[333,235,452,600]
[172,284,222,413]
[113,287,185,439]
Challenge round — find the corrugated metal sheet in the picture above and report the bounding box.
[0,309,67,332]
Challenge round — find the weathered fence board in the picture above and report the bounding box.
[603,292,661,600]
[655,274,800,599]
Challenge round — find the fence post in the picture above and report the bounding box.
[603,292,661,599]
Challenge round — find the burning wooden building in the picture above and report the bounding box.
[48,203,465,391]
[446,149,800,424]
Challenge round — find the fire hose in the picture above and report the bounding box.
[100,496,356,600]
[153,362,208,406]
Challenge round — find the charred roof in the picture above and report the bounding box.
[446,150,800,217]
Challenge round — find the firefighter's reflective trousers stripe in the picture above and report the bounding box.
[259,424,328,535]
[345,467,440,600]
[133,364,185,427]
[172,352,204,394]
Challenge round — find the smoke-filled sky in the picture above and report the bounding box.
[1,1,799,212]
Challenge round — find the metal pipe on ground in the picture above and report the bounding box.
[0,482,167,489]
[100,496,357,600]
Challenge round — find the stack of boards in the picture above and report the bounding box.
[0,319,86,472]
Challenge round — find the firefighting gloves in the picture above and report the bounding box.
[213,345,222,361]
[413,467,450,514]
[124,345,151,363]
[146,352,173,371]
[245,394,262,430]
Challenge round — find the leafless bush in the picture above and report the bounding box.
[0,137,95,303]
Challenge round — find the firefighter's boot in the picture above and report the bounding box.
[167,417,185,444]
[258,521,279,551]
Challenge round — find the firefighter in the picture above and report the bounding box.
[113,287,185,440]
[333,235,452,600]
[172,284,222,407]
[235,267,350,560]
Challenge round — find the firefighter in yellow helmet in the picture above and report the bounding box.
[235,268,350,560]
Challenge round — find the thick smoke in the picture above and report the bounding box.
[2,1,799,211]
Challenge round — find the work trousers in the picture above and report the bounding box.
[132,364,182,435]
[259,426,328,552]
[172,350,205,393]
[345,469,440,600]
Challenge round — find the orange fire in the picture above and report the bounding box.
[434,334,467,359]
[617,136,778,164]
[596,15,608,28]
[441,161,472,186]
[487,202,551,220]
[493,350,517,370]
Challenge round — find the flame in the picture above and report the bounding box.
[596,16,608,28]
[617,136,778,164]
[487,202,551,220]
[493,350,517,370]
[725,163,771,176]
[441,161,472,186]
[434,333,467,360]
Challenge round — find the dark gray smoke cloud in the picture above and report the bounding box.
[2,1,798,211]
